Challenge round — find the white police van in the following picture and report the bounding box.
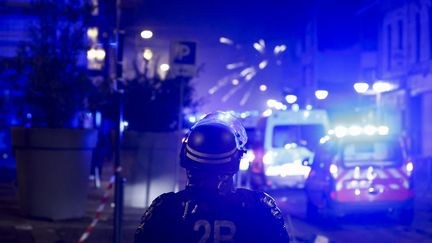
[244,109,330,189]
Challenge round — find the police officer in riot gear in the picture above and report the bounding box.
[134,111,289,243]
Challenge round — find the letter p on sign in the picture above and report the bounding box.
[170,41,197,77]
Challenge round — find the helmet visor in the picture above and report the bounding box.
[192,112,247,150]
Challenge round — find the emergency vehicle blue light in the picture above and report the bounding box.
[378,125,389,135]
[335,126,348,138]
[348,125,362,136]
[364,125,377,135]
[331,125,390,138]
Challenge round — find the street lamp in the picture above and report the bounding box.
[219,37,234,45]
[142,48,153,61]
[87,47,106,70]
[354,81,395,122]
[372,81,393,93]
[285,94,297,104]
[87,27,98,41]
[142,48,153,77]
[140,29,153,39]
[160,63,170,72]
[353,82,369,94]
[259,84,268,92]
[315,90,329,100]
[266,99,278,108]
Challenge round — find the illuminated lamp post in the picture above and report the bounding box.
[142,48,153,77]
[314,90,328,109]
[159,63,170,80]
[285,94,297,104]
[87,46,106,70]
[140,29,153,39]
[353,82,369,94]
[315,89,329,100]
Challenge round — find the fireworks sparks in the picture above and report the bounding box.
[219,37,234,45]
[208,37,288,106]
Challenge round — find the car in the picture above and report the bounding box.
[304,125,415,224]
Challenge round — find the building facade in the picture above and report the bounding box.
[380,0,432,157]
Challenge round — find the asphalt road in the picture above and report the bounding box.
[270,188,432,243]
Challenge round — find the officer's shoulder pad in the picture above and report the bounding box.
[257,192,284,220]
[258,191,277,207]
[235,189,275,204]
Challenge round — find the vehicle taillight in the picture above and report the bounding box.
[329,163,338,179]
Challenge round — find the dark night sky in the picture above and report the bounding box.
[122,0,379,112]
[127,0,310,40]
[127,0,376,46]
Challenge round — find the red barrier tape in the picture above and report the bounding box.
[77,166,122,243]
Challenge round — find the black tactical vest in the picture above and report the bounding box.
[134,187,289,243]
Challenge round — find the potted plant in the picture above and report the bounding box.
[2,0,98,220]
[120,58,197,207]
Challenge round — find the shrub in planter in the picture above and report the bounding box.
[2,0,99,220]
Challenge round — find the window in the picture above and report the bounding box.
[398,19,403,50]
[429,7,432,58]
[387,24,392,69]
[342,139,403,167]
[416,12,421,62]
[272,124,325,150]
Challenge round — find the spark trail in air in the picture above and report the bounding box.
[208,36,287,106]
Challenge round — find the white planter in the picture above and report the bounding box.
[11,127,98,220]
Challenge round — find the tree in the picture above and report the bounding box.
[124,60,196,132]
[1,0,93,128]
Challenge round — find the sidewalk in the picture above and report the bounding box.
[0,163,144,243]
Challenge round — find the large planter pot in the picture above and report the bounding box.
[11,127,98,220]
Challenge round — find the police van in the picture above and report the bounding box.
[243,109,329,189]
[305,125,415,224]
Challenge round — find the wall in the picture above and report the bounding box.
[122,131,185,208]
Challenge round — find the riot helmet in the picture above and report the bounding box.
[180,111,247,175]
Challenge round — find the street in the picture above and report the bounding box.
[271,188,432,243]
